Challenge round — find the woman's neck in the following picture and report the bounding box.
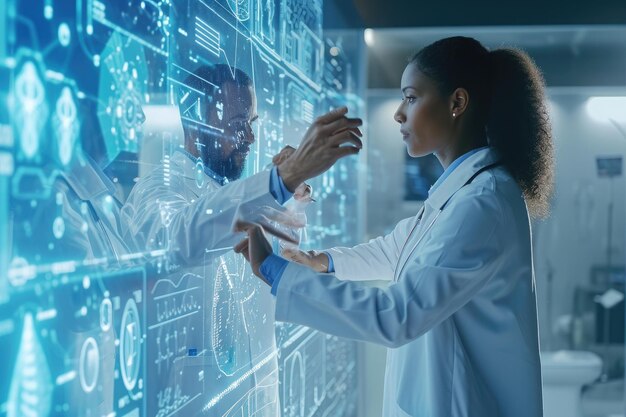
[435,134,488,169]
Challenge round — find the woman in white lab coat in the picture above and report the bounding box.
[238,36,554,417]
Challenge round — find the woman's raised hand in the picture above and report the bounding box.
[281,248,329,273]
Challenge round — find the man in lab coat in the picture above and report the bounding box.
[121,64,362,415]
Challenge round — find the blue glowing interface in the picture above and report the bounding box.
[0,0,364,416]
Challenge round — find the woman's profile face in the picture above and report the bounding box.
[394,63,453,158]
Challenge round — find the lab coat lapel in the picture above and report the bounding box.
[393,148,500,281]
[427,147,500,211]
[393,202,437,281]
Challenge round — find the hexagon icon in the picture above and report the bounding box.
[97,32,147,164]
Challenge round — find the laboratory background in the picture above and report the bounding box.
[0,0,625,417]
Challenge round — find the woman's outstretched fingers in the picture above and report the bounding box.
[281,248,329,272]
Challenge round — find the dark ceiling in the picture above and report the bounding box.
[325,0,626,29]
[324,1,626,88]
[365,26,626,88]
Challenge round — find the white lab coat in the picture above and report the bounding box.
[122,151,282,416]
[274,147,543,417]
[60,155,131,261]
[19,155,129,264]
[122,151,284,266]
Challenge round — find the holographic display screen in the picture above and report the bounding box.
[1,1,364,416]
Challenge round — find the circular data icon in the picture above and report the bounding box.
[52,216,65,239]
[79,337,99,393]
[211,257,249,376]
[286,351,305,417]
[58,23,71,47]
[119,298,141,391]
[195,159,204,188]
[100,298,112,332]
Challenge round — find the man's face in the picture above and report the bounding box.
[199,81,258,181]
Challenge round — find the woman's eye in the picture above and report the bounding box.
[406,96,416,103]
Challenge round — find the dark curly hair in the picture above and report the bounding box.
[411,37,554,218]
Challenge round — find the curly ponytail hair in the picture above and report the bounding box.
[411,37,554,217]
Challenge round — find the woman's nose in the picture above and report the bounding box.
[394,106,405,124]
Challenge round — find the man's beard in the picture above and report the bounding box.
[201,141,249,182]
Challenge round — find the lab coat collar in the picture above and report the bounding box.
[425,147,501,211]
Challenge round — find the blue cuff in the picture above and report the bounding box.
[324,252,335,273]
[269,166,294,205]
[259,254,289,295]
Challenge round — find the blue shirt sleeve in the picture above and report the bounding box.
[260,254,290,295]
[261,252,334,296]
[269,166,294,205]
[324,252,335,273]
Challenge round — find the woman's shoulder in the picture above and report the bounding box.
[448,166,527,222]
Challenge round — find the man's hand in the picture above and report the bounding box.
[233,237,250,262]
[278,107,363,192]
[272,146,314,200]
[233,224,274,285]
[281,248,329,273]
[272,146,296,166]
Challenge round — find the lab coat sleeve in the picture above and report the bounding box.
[274,189,504,348]
[325,216,415,281]
[121,169,283,266]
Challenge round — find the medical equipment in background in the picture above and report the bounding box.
[597,157,622,271]
[596,156,625,381]
[595,289,625,382]
[571,266,625,376]
[542,155,625,417]
[541,350,603,417]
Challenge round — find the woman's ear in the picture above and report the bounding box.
[450,88,469,118]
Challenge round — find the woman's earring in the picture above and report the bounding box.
[452,112,456,118]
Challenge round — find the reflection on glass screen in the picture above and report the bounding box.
[0,1,364,416]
